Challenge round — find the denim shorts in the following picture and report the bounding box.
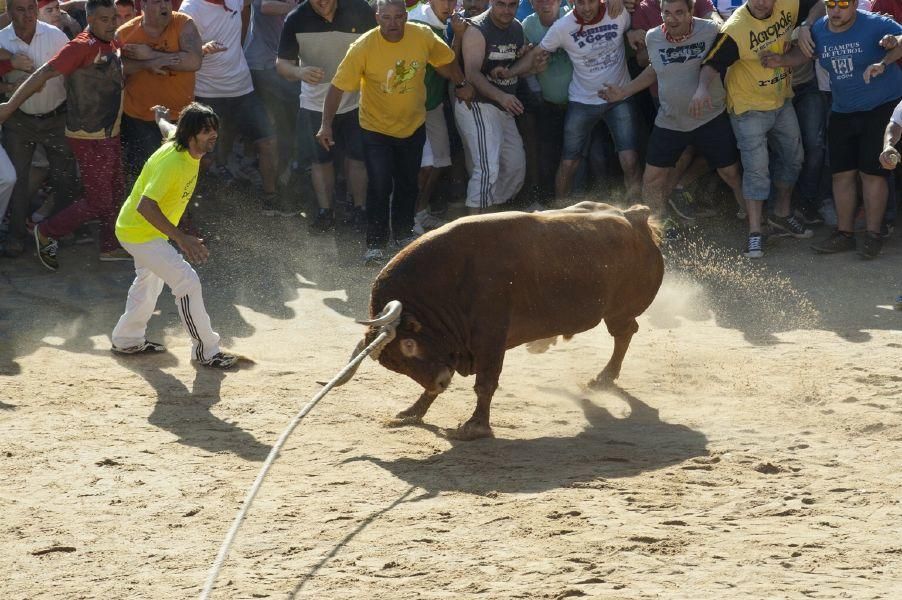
[729,100,803,201]
[195,92,274,144]
[561,98,641,160]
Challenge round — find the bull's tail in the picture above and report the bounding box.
[623,204,662,247]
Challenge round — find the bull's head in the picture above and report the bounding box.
[335,301,454,394]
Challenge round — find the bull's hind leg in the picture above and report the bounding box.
[590,317,639,389]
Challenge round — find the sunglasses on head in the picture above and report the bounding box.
[824,0,851,7]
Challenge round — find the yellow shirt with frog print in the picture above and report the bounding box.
[332,22,455,138]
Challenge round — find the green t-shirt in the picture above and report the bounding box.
[523,9,573,106]
[409,5,450,111]
[116,141,200,244]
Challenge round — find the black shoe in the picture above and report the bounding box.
[858,231,883,259]
[768,214,813,239]
[34,227,58,271]
[309,209,335,234]
[111,340,166,354]
[811,229,856,253]
[798,205,824,226]
[198,352,239,369]
[262,192,279,217]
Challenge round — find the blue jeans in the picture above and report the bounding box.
[361,126,425,248]
[792,79,828,213]
[730,100,803,201]
[562,98,641,160]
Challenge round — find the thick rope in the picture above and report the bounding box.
[198,328,394,600]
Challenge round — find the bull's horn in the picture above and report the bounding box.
[356,300,403,327]
[332,339,367,387]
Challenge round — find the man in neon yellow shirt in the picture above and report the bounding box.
[317,0,473,264]
[108,102,239,369]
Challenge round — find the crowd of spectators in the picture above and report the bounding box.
[0,0,899,271]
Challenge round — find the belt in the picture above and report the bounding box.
[21,102,67,119]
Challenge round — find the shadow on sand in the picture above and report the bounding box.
[347,384,709,496]
[113,353,271,461]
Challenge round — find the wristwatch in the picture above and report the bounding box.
[455,80,470,89]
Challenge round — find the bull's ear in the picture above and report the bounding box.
[403,315,422,332]
[399,338,420,358]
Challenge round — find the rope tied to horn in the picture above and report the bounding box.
[199,301,403,599]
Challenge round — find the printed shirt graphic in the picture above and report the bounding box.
[647,18,725,131]
[116,141,200,244]
[540,8,631,105]
[813,11,902,113]
[469,9,525,103]
[332,22,454,138]
[47,31,124,140]
[703,0,811,115]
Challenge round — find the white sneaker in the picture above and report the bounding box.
[363,248,384,265]
[414,210,446,233]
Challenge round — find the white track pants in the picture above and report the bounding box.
[454,100,525,209]
[0,146,16,223]
[111,238,221,362]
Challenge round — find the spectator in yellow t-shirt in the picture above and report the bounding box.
[317,0,474,264]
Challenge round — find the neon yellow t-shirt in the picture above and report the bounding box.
[115,141,200,244]
[332,22,455,138]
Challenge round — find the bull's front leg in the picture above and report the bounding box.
[453,364,503,440]
[393,390,440,423]
[590,317,639,389]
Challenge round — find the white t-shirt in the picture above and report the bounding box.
[0,21,68,114]
[180,0,254,98]
[539,9,631,105]
[892,99,902,126]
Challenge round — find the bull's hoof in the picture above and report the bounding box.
[386,412,425,427]
[588,373,616,390]
[450,421,494,441]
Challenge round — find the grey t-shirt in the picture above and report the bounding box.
[646,18,725,132]
[244,0,287,70]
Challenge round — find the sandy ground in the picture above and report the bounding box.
[1,194,901,600]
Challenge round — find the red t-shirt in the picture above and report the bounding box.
[48,30,117,76]
[47,31,124,138]
[871,0,902,23]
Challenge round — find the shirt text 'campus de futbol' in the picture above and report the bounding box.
[647,18,725,131]
[332,22,454,138]
[813,10,902,113]
[116,141,200,244]
[702,0,818,115]
[539,7,631,105]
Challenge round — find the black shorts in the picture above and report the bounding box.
[828,98,900,176]
[646,111,739,170]
[195,91,274,143]
[299,107,364,164]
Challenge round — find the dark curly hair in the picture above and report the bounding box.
[173,102,219,152]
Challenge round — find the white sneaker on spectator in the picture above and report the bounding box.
[523,201,546,213]
[413,210,446,234]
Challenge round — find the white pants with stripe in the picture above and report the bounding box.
[111,238,221,362]
[0,146,16,223]
[454,100,525,209]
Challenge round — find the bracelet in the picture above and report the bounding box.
[455,79,469,89]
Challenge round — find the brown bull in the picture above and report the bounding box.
[340,202,664,440]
